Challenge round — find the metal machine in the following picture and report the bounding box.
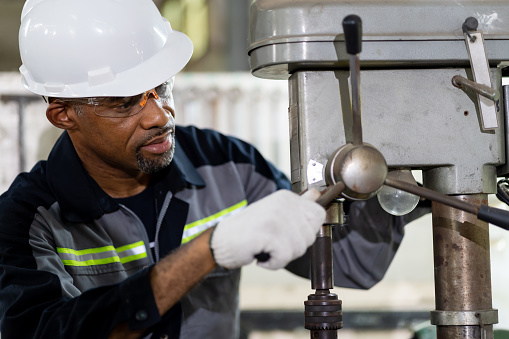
[248,1,509,338]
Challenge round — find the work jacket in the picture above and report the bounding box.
[0,125,429,338]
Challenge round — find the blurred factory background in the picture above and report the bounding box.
[1,0,508,338]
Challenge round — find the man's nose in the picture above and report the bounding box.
[139,97,174,129]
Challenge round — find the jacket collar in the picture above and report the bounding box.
[46,129,205,223]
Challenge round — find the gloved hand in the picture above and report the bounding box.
[210,189,326,270]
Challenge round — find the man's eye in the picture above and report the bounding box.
[109,98,138,111]
[112,102,132,110]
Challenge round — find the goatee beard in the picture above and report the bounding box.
[136,134,175,174]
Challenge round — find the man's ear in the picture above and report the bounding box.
[46,101,78,130]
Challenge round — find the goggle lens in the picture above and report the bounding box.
[93,81,173,117]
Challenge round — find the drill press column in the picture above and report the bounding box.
[431,195,497,339]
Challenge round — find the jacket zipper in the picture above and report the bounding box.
[153,191,173,262]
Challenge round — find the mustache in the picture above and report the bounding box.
[137,125,174,150]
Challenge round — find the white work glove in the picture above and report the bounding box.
[210,189,326,270]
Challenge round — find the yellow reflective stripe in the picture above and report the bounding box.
[57,241,148,267]
[120,252,147,264]
[181,200,248,244]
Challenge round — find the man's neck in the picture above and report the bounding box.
[68,133,153,198]
[83,161,151,198]
[98,174,151,198]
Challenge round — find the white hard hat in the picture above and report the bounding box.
[18,0,193,98]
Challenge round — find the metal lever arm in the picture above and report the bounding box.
[342,15,363,146]
[452,75,499,101]
[384,177,509,231]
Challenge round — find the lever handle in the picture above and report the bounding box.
[254,252,270,262]
[462,17,479,34]
[477,205,509,231]
[342,15,362,55]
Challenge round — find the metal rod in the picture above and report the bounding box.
[505,84,509,114]
[316,181,346,207]
[384,177,479,215]
[311,225,333,290]
[305,211,342,337]
[350,54,363,146]
[452,75,499,101]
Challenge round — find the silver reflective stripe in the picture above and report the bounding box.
[117,241,148,263]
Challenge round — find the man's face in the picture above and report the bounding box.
[69,93,176,177]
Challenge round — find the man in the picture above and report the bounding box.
[0,0,428,338]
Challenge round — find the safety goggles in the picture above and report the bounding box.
[57,78,174,118]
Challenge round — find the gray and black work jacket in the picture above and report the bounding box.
[0,125,430,339]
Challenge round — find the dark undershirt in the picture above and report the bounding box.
[115,185,157,243]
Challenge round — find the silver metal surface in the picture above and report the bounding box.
[249,0,509,79]
[430,310,498,326]
[325,143,387,200]
[288,69,504,195]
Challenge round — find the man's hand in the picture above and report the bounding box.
[210,189,326,270]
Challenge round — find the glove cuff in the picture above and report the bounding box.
[208,226,217,263]
[209,224,232,268]
[210,222,251,269]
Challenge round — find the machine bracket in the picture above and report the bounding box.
[307,159,324,185]
[463,25,499,130]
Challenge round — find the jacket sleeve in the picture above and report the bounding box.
[0,188,165,338]
[183,127,291,200]
[286,197,431,289]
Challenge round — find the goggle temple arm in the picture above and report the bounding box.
[139,89,160,108]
